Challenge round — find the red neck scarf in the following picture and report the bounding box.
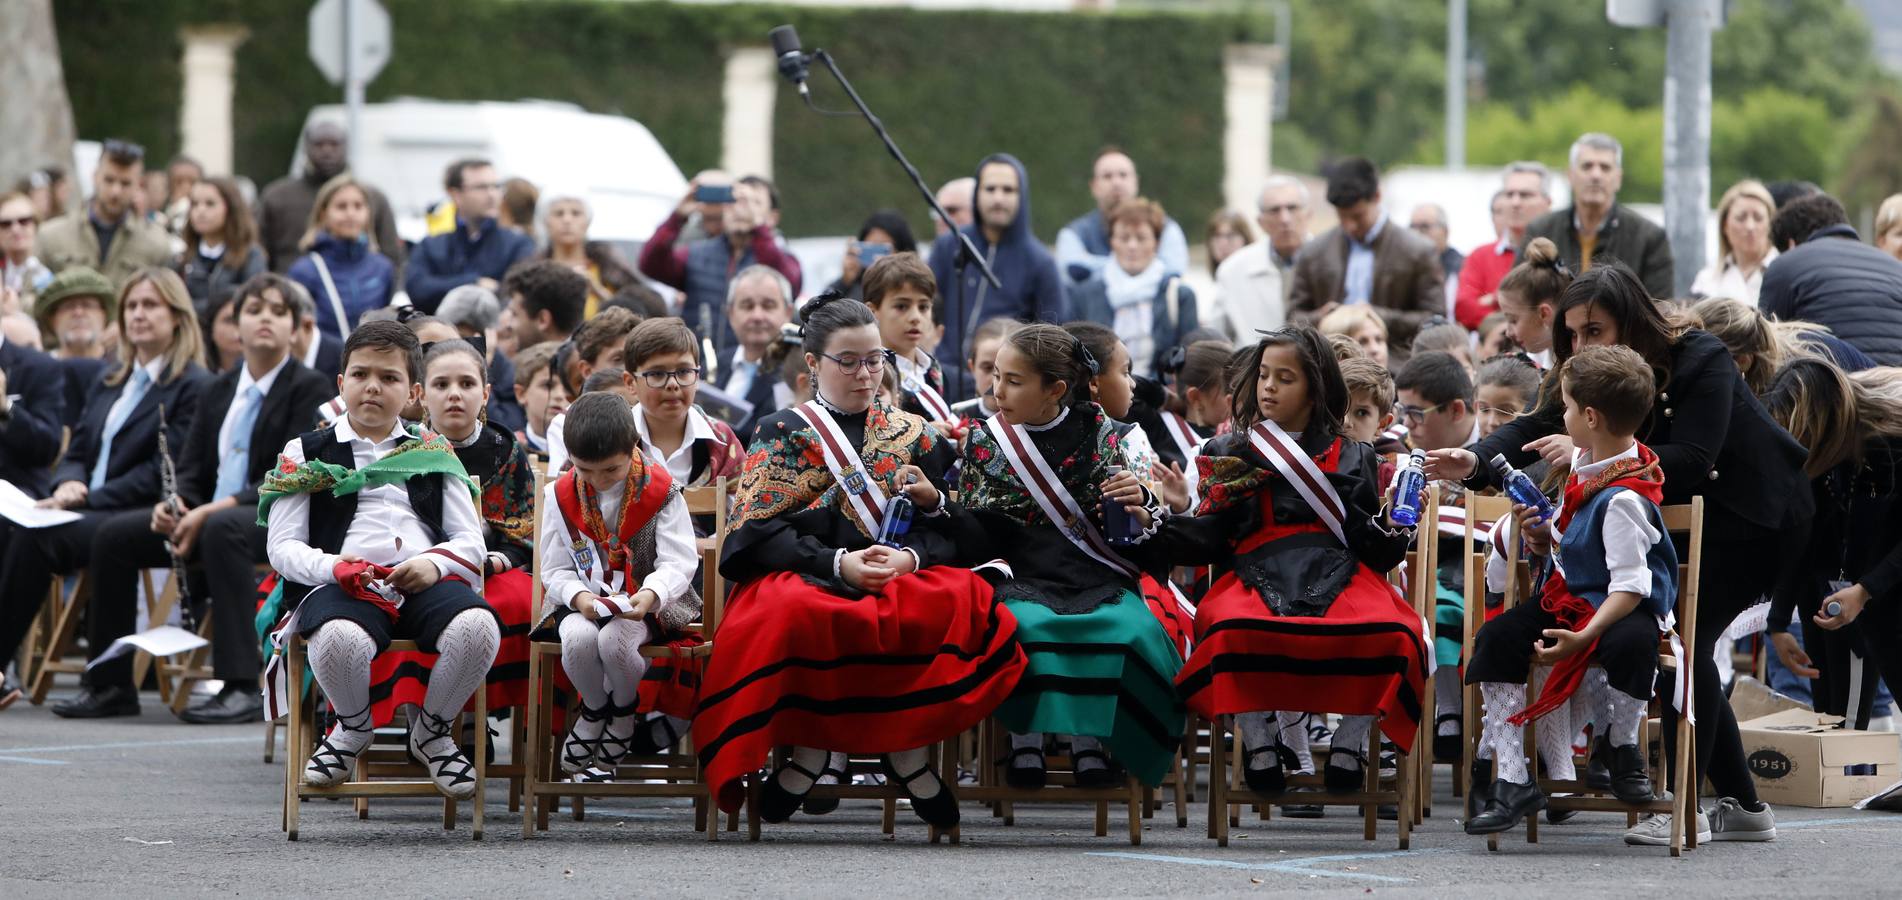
[554,453,674,589]
[1510,443,1664,726]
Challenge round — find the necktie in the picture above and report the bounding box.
[215,384,264,499]
[91,367,152,489]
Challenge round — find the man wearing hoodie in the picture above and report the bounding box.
[255,122,404,274]
[929,153,1064,390]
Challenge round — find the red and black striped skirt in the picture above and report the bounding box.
[693,567,1026,812]
[1175,565,1429,754]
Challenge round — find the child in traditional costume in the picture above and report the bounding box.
[865,253,959,433]
[613,318,744,757]
[261,321,498,799]
[419,339,538,710]
[693,293,1025,828]
[537,392,699,778]
[1464,346,1674,834]
[1169,327,1427,796]
[958,323,1184,790]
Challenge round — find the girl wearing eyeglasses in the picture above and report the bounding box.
[695,292,1026,832]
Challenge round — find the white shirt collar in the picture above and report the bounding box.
[633,402,716,446]
[1571,441,1639,479]
[130,355,166,383]
[333,415,410,448]
[199,241,226,260]
[236,353,291,400]
[1494,234,1514,255]
[1024,405,1071,432]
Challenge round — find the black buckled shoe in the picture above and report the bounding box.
[178,684,262,724]
[1464,778,1546,835]
[1323,747,1367,794]
[1433,714,1463,763]
[1585,735,1613,791]
[884,755,960,828]
[802,752,848,815]
[1241,742,1289,794]
[1003,746,1047,789]
[1467,756,1495,820]
[626,712,684,756]
[1608,743,1655,803]
[51,684,140,719]
[759,756,824,823]
[1071,748,1121,788]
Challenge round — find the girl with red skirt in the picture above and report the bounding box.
[1169,327,1429,795]
[693,293,1026,829]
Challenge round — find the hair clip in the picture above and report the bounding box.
[1161,345,1187,377]
[1074,338,1101,375]
[777,321,804,345]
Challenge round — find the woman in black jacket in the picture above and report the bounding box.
[1762,359,1902,730]
[1425,264,1809,844]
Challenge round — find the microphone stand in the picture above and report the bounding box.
[801,49,1001,404]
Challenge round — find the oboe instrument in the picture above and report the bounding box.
[157,403,197,633]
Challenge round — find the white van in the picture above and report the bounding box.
[292,99,689,252]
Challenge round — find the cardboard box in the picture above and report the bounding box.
[1739,709,1901,808]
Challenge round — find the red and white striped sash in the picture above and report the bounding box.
[987,414,1139,580]
[793,401,888,533]
[1246,419,1347,547]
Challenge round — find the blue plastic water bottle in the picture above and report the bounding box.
[1104,465,1137,545]
[1391,449,1428,527]
[877,492,915,548]
[1491,453,1555,524]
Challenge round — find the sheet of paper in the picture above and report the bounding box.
[84,625,209,670]
[0,479,82,529]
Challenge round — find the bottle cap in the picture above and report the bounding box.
[1490,453,1511,472]
[1409,448,1427,462]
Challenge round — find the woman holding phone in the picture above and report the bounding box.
[825,209,918,301]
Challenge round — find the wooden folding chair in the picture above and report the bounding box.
[1483,497,1704,857]
[1458,494,1516,807]
[1206,491,1437,849]
[522,477,740,840]
[27,574,89,705]
[281,635,488,841]
[956,718,1148,845]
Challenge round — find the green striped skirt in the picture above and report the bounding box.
[995,591,1186,786]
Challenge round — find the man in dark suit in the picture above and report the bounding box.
[1287,157,1445,354]
[0,326,68,498]
[64,275,332,721]
[0,275,211,712]
[719,265,794,440]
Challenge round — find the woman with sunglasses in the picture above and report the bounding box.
[1424,262,1809,846]
[694,292,1026,832]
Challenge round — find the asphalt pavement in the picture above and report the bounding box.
[2,700,1899,899]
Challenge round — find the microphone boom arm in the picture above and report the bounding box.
[806,49,1003,295]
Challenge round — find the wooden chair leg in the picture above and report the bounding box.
[473,686,487,841]
[522,648,543,841]
[29,579,86,705]
[1127,777,1143,845]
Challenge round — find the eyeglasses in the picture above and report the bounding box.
[819,349,893,374]
[1394,401,1448,426]
[636,366,701,388]
[461,182,502,193]
[0,217,32,229]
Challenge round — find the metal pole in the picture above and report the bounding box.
[1445,0,1466,168]
[1663,0,1711,297]
[343,0,362,172]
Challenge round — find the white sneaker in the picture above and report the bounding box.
[1708,797,1777,841]
[1623,809,1710,846]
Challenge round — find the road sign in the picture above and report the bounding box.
[308,0,391,87]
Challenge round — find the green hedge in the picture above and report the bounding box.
[54,0,1245,240]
